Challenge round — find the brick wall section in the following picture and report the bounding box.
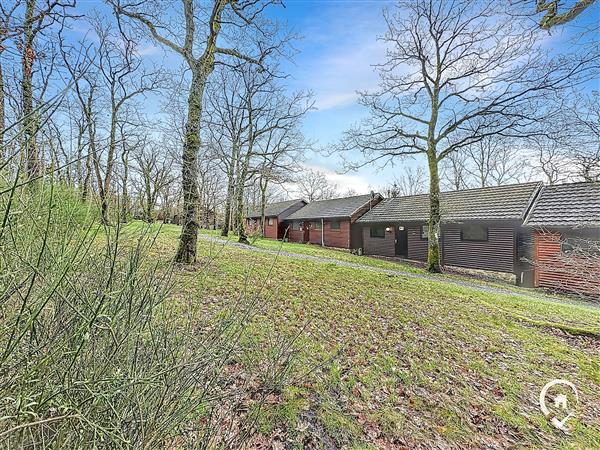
[533,230,600,296]
[263,217,279,239]
[442,225,515,273]
[362,225,395,257]
[307,219,351,248]
[408,224,428,261]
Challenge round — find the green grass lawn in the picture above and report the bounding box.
[198,227,426,273]
[144,223,600,448]
[198,227,590,303]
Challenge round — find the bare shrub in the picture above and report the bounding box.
[532,229,600,299]
[0,178,299,447]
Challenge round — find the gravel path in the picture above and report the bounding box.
[199,234,599,309]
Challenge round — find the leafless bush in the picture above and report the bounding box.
[532,229,600,299]
[0,175,300,448]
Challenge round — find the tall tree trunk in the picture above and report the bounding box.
[0,58,5,163]
[426,150,442,273]
[236,151,252,244]
[426,87,442,273]
[98,111,119,224]
[259,175,268,236]
[120,146,130,223]
[22,0,39,178]
[82,150,92,201]
[221,145,238,237]
[175,70,205,263]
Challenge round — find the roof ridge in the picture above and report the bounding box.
[440,181,542,195]
[309,193,376,203]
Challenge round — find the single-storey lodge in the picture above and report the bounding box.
[284,193,383,249]
[523,182,600,296]
[248,181,600,296]
[356,182,541,283]
[246,199,306,239]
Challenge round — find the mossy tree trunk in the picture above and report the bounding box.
[22,0,40,178]
[0,58,5,163]
[175,68,205,262]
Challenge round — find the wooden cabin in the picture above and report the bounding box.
[284,194,383,249]
[356,183,542,282]
[523,182,600,297]
[246,199,307,239]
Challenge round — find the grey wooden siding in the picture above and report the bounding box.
[408,224,428,261]
[442,225,515,273]
[362,225,395,257]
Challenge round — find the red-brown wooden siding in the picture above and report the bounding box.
[442,225,515,273]
[533,230,600,296]
[263,217,279,239]
[287,225,305,243]
[307,219,351,248]
[362,225,396,257]
[408,224,428,261]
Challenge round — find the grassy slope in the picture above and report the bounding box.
[151,224,600,448]
[200,228,595,304]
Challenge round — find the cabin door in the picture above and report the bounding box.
[395,225,408,257]
[302,221,310,243]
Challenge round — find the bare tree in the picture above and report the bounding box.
[397,166,427,196]
[463,135,532,187]
[15,0,76,177]
[234,70,312,244]
[0,4,18,160]
[340,0,597,272]
[111,0,284,263]
[566,92,600,182]
[531,136,571,184]
[441,152,470,191]
[204,69,248,238]
[255,115,308,235]
[132,140,176,222]
[295,168,338,202]
[90,20,162,223]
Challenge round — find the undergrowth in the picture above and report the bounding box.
[0,179,298,448]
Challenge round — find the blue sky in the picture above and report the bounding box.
[265,0,600,193]
[273,0,396,192]
[67,0,599,194]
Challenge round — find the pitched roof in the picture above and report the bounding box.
[286,194,381,220]
[247,199,306,219]
[357,182,542,223]
[524,182,600,228]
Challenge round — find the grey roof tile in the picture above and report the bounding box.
[524,182,600,227]
[358,182,542,223]
[286,194,381,220]
[247,199,306,219]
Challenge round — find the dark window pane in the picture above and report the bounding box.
[370,226,385,238]
[461,224,488,241]
[330,221,341,230]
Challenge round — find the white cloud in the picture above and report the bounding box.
[314,92,358,110]
[136,44,161,57]
[288,164,373,197]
